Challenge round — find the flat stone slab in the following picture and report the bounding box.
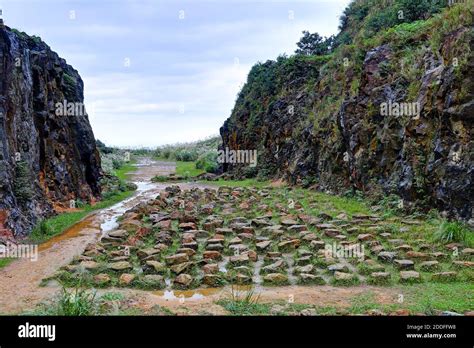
[399,271,421,282]
[394,259,415,270]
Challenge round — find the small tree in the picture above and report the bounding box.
[14,160,33,203]
[295,31,333,56]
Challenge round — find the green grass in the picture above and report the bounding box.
[434,220,470,244]
[114,161,136,180]
[176,161,205,177]
[217,286,268,315]
[0,258,14,269]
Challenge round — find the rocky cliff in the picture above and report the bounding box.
[220,2,473,221]
[0,23,102,237]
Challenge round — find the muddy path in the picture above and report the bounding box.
[0,158,400,315]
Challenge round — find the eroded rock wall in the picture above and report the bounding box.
[0,25,101,236]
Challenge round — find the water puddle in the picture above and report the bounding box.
[38,216,98,252]
[153,288,222,301]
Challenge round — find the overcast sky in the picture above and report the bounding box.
[0,0,350,147]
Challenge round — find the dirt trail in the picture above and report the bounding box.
[0,158,400,315]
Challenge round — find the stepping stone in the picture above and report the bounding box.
[346,227,360,234]
[419,261,440,272]
[328,263,349,273]
[180,222,197,231]
[295,256,312,266]
[302,233,318,241]
[108,261,132,271]
[380,232,392,238]
[215,228,234,235]
[297,249,313,257]
[229,217,249,224]
[262,260,285,273]
[233,273,251,284]
[263,273,288,284]
[145,260,166,273]
[256,241,271,251]
[431,252,448,259]
[202,263,219,274]
[278,239,300,251]
[237,233,254,241]
[431,272,457,282]
[453,261,474,269]
[335,234,347,241]
[165,253,189,265]
[295,264,314,274]
[203,251,222,261]
[79,261,99,270]
[182,241,198,250]
[336,213,348,220]
[206,243,224,251]
[93,274,111,285]
[207,238,224,244]
[394,259,414,270]
[395,244,413,252]
[170,262,192,274]
[229,254,250,266]
[191,230,210,238]
[358,234,374,242]
[388,239,405,245]
[287,225,307,232]
[378,251,397,262]
[203,274,223,286]
[461,248,474,256]
[281,219,298,226]
[177,248,196,257]
[406,251,429,260]
[371,245,385,254]
[119,273,135,285]
[316,223,335,230]
[310,240,326,250]
[369,272,391,283]
[228,237,242,245]
[174,274,193,287]
[108,230,129,238]
[318,213,332,220]
[234,225,255,234]
[252,219,272,227]
[399,271,421,283]
[324,229,341,238]
[137,248,161,259]
[229,244,248,253]
[352,214,371,220]
[334,271,355,282]
[298,273,325,285]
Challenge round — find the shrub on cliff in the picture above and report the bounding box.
[13,160,33,204]
[196,151,219,173]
